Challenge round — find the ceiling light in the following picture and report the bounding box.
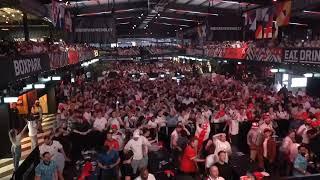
[52,76,61,81]
[222,1,239,4]
[270,69,278,73]
[11,14,15,17]
[34,84,46,89]
[1,28,9,31]
[2,15,5,17]
[5,21,8,24]
[3,97,18,103]
[23,84,33,90]
[180,28,182,30]
[158,13,160,16]
[238,62,242,65]
[304,73,313,78]
[141,13,143,16]
[40,77,51,82]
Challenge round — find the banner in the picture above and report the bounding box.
[246,47,282,62]
[13,54,50,79]
[283,48,320,64]
[51,0,59,26]
[207,15,244,41]
[255,6,274,39]
[276,0,292,26]
[67,49,79,64]
[99,49,118,56]
[72,16,116,43]
[204,47,246,60]
[244,9,257,30]
[49,52,68,69]
[64,11,72,32]
[204,47,224,58]
[224,48,247,60]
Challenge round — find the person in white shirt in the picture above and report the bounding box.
[276,105,289,120]
[39,135,69,179]
[202,106,213,120]
[108,111,124,130]
[259,114,274,133]
[135,167,156,180]
[27,117,38,150]
[124,130,151,174]
[178,110,190,126]
[206,133,232,163]
[207,165,225,180]
[83,108,92,122]
[9,125,28,171]
[227,108,240,148]
[297,123,311,144]
[93,111,108,132]
[154,110,166,128]
[182,95,194,105]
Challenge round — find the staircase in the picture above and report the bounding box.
[0,114,56,179]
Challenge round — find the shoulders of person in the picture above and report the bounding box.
[52,140,63,148]
[148,173,156,180]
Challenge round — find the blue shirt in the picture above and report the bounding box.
[35,160,57,180]
[293,154,308,176]
[97,150,119,175]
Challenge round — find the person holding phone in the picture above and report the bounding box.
[9,125,28,171]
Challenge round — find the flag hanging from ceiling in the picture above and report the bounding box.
[276,0,292,26]
[51,0,59,26]
[244,10,257,30]
[255,7,274,39]
[64,11,72,32]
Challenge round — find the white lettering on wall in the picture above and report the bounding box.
[13,58,42,76]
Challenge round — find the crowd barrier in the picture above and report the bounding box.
[186,46,320,64]
[12,147,40,180]
[50,49,95,69]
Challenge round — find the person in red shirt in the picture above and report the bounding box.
[180,138,205,177]
[104,130,120,151]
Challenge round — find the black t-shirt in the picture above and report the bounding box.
[72,121,91,132]
[121,163,133,178]
[214,162,233,180]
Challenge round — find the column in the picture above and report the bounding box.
[22,12,29,41]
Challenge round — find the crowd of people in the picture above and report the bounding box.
[117,47,140,56]
[16,41,94,55]
[145,46,181,55]
[8,61,320,180]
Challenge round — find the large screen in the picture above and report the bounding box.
[291,78,308,87]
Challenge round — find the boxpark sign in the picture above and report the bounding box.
[283,48,320,64]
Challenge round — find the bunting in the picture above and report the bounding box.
[276,0,292,26]
[255,7,274,39]
[244,10,257,30]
